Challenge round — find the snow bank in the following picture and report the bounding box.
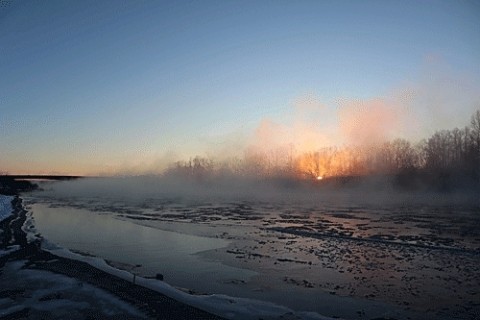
[0,260,147,319]
[0,245,20,258]
[0,195,18,258]
[44,243,337,320]
[0,195,14,222]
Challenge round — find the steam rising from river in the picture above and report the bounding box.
[36,174,479,208]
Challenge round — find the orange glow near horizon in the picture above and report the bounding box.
[292,146,371,179]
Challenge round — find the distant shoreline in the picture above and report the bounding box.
[0,176,39,195]
[3,174,83,180]
[0,175,83,195]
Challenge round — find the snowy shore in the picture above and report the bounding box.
[0,194,14,222]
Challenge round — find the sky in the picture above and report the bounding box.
[1,0,479,175]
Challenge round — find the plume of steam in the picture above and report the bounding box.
[338,98,402,147]
[53,58,477,177]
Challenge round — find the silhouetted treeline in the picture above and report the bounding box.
[165,110,480,191]
[424,112,480,174]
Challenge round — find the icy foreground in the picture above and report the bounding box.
[0,260,147,319]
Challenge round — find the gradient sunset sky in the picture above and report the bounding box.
[1,0,479,175]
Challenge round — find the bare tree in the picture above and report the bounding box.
[470,110,480,176]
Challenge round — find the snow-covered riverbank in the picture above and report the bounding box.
[0,195,14,222]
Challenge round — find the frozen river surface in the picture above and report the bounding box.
[24,185,480,320]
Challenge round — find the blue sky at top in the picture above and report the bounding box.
[0,0,479,174]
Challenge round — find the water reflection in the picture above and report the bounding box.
[31,203,256,294]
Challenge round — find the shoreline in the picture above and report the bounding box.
[0,195,224,320]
